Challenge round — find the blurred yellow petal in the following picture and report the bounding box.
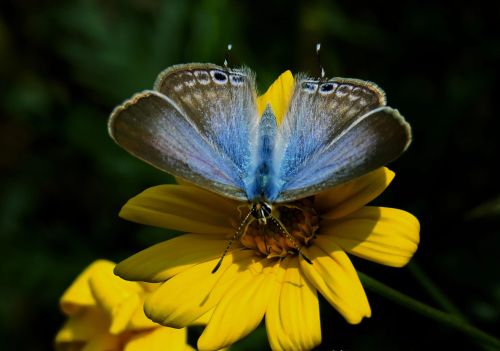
[315,168,394,219]
[320,206,420,267]
[266,258,321,351]
[88,269,147,334]
[81,333,121,351]
[60,260,115,315]
[55,308,109,345]
[145,249,256,328]
[120,185,239,234]
[115,234,235,282]
[198,260,278,351]
[300,245,371,324]
[257,70,294,125]
[124,327,188,351]
[57,260,194,351]
[127,298,160,330]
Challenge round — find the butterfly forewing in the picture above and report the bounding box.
[272,77,411,202]
[108,89,249,201]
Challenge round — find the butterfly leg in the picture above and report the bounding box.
[269,216,313,264]
[212,207,254,273]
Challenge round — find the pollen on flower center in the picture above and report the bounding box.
[239,198,319,259]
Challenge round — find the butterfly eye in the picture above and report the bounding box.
[250,202,273,219]
[211,70,229,84]
[262,203,272,216]
[229,74,245,86]
[302,82,318,93]
[319,82,336,95]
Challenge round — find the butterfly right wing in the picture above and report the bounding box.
[272,76,411,202]
[108,90,248,201]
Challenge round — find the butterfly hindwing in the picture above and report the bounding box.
[154,63,259,180]
[273,77,411,202]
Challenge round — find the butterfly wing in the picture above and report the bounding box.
[154,63,258,177]
[109,64,259,201]
[273,77,411,203]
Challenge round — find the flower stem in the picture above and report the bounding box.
[407,261,467,320]
[357,271,500,349]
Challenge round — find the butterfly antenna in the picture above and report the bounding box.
[316,42,325,79]
[269,216,313,265]
[224,43,233,68]
[212,206,252,273]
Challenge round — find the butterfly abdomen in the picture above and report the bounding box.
[245,105,280,202]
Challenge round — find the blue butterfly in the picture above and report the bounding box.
[108,63,411,269]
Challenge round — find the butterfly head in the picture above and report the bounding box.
[250,202,273,225]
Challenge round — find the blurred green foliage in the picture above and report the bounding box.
[1,0,499,350]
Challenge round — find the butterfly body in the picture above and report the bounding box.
[245,105,280,203]
[109,63,411,206]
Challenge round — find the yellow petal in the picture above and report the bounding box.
[124,327,188,351]
[115,234,236,282]
[139,281,159,293]
[55,308,109,345]
[320,206,420,267]
[60,260,115,315]
[197,260,278,351]
[145,249,257,328]
[315,167,395,219]
[192,309,214,325]
[88,268,152,334]
[299,245,371,324]
[266,258,321,351]
[257,71,294,125]
[119,185,239,234]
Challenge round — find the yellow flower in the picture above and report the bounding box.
[55,260,194,351]
[114,72,420,351]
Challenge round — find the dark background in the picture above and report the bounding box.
[1,1,499,350]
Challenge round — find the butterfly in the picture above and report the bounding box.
[108,63,411,270]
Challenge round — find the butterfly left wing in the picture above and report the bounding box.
[109,63,259,201]
[109,91,249,200]
[272,76,411,203]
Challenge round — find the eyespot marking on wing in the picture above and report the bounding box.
[194,70,211,85]
[319,82,337,95]
[334,84,353,98]
[229,74,245,86]
[349,86,367,103]
[211,70,229,84]
[301,81,318,93]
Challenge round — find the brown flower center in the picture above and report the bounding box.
[238,198,319,259]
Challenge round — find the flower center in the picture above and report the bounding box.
[239,198,319,259]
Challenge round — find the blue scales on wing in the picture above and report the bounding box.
[108,63,259,201]
[271,76,412,203]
